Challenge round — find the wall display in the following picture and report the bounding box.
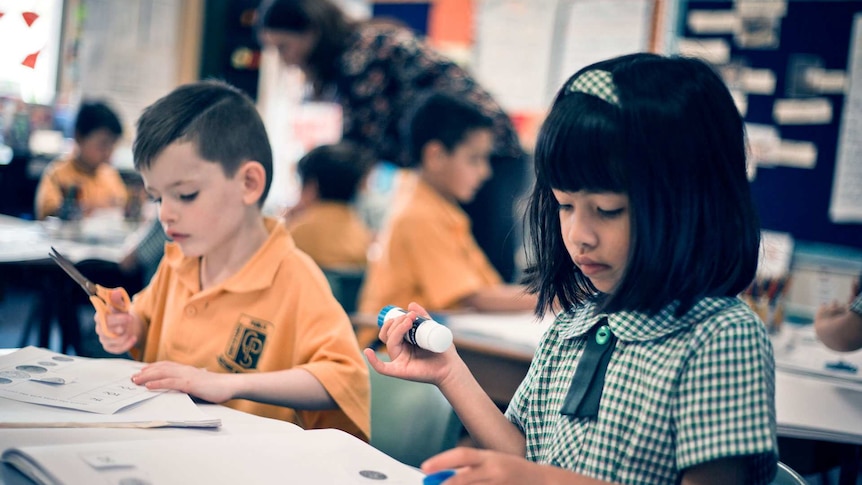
[681,0,862,247]
[831,13,862,223]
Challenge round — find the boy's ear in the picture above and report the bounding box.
[422,141,447,171]
[239,160,267,205]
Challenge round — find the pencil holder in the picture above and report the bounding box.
[742,277,789,334]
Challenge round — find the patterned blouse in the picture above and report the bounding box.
[506,296,778,484]
[322,22,524,166]
[850,292,862,315]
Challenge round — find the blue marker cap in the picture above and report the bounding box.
[423,469,455,485]
[378,305,398,327]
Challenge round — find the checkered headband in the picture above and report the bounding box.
[566,69,620,106]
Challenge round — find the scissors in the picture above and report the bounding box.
[49,247,131,339]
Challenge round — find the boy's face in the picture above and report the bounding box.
[427,129,493,203]
[141,141,253,258]
[77,129,119,170]
[552,189,630,294]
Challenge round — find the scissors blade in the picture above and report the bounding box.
[49,247,96,296]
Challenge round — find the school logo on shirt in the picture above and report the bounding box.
[218,314,271,372]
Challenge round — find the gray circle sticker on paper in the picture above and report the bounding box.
[16,365,47,374]
[359,470,388,480]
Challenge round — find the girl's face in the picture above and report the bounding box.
[552,189,630,294]
[260,29,317,69]
[141,141,252,258]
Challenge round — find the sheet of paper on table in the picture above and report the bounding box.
[0,347,220,429]
[772,325,862,389]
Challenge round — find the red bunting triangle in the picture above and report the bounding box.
[0,12,5,20]
[22,11,39,27]
[22,51,40,69]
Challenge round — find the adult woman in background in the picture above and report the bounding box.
[257,0,528,283]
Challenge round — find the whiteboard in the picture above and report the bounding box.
[75,0,182,138]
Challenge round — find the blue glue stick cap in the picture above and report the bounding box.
[378,305,398,327]
[377,305,453,352]
[423,469,455,485]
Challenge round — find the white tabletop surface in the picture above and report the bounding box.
[0,214,146,264]
[0,404,301,484]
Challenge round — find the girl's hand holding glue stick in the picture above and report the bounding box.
[378,305,453,352]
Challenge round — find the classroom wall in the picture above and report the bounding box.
[678,0,862,249]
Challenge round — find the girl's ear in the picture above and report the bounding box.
[239,160,267,206]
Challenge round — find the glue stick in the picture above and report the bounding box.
[377,305,453,353]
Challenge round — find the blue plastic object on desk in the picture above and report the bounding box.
[423,469,455,485]
[825,360,859,373]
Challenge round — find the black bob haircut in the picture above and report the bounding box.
[404,91,495,168]
[133,80,273,207]
[525,53,761,317]
[297,142,375,202]
[75,101,123,139]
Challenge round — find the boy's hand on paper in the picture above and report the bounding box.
[97,304,140,354]
[132,361,234,403]
[364,301,455,386]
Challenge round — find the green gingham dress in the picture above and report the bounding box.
[505,297,778,484]
[850,292,862,315]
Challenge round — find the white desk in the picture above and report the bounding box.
[0,214,146,264]
[0,403,423,485]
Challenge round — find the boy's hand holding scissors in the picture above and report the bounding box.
[49,247,142,354]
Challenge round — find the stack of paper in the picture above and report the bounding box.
[772,326,862,389]
[3,429,425,485]
[0,347,220,429]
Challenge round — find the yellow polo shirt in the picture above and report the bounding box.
[358,179,502,314]
[132,217,370,440]
[286,202,372,268]
[34,154,128,220]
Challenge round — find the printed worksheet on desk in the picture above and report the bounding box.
[0,346,161,414]
[772,325,862,389]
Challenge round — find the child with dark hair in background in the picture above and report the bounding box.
[35,100,127,220]
[368,54,777,484]
[357,91,536,314]
[284,142,374,269]
[96,80,370,440]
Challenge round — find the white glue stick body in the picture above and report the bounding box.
[377,305,453,353]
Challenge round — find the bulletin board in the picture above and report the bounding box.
[679,0,862,249]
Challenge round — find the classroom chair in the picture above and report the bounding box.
[772,461,809,485]
[366,353,463,468]
[322,267,365,314]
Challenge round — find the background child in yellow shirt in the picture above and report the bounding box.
[358,92,536,314]
[34,100,127,220]
[284,142,374,269]
[96,81,370,440]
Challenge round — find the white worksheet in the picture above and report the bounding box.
[0,347,162,414]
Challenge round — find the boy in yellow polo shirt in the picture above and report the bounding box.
[96,81,370,441]
[34,101,128,220]
[358,92,536,314]
[284,142,374,269]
